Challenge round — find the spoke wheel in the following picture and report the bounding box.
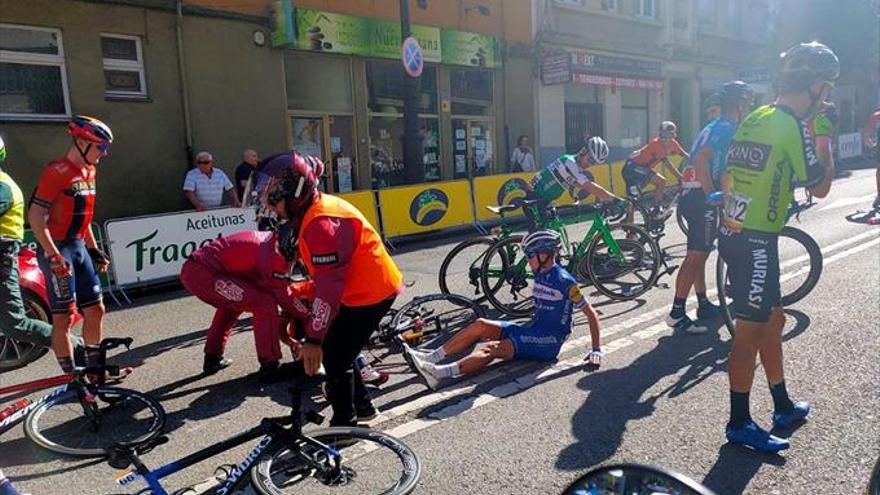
[584,224,660,300]
[479,235,533,318]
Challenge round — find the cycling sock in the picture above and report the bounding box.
[56,356,75,373]
[696,293,710,306]
[0,470,22,495]
[86,345,102,367]
[670,297,686,318]
[419,346,447,364]
[728,390,751,429]
[432,362,459,379]
[769,381,795,413]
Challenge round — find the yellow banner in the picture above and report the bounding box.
[378,180,475,237]
[472,173,532,221]
[337,190,381,233]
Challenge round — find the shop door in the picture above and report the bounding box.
[564,103,604,154]
[452,119,495,180]
[290,115,356,193]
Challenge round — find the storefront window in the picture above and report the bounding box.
[366,60,437,114]
[369,117,440,188]
[621,88,648,148]
[450,69,494,116]
[285,52,352,112]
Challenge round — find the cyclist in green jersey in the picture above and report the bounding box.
[719,41,837,453]
[525,137,624,231]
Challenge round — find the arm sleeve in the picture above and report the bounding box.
[182,171,196,192]
[31,167,63,209]
[0,182,13,217]
[790,118,825,188]
[302,216,358,341]
[568,283,588,311]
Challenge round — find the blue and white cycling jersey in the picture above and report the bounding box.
[530,264,587,335]
[687,116,737,190]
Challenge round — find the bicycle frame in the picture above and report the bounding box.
[0,374,77,434]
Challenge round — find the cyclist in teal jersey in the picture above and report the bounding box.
[719,41,837,453]
[525,137,624,231]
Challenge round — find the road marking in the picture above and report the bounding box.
[818,194,875,212]
[374,233,880,440]
[780,229,878,270]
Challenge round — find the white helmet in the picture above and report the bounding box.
[521,229,562,255]
[585,136,609,164]
[659,121,677,138]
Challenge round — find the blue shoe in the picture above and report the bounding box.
[726,420,790,453]
[697,301,721,320]
[772,401,810,428]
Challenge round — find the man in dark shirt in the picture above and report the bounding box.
[234,149,260,200]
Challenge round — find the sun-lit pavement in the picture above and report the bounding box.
[1,168,878,495]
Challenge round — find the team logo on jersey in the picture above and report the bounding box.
[214,279,244,302]
[726,141,771,172]
[497,178,528,207]
[409,189,448,226]
[311,253,338,265]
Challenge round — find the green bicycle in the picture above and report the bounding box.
[478,199,661,317]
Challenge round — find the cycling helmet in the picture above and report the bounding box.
[0,135,6,163]
[776,41,840,93]
[659,121,677,138]
[585,136,610,164]
[720,81,755,108]
[260,151,318,220]
[68,115,113,145]
[303,154,325,178]
[704,92,722,112]
[521,230,562,257]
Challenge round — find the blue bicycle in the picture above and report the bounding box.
[105,375,421,495]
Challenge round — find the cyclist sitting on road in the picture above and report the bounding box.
[525,137,624,231]
[1,136,84,365]
[403,230,602,391]
[621,121,690,223]
[180,230,312,383]
[26,116,116,376]
[667,81,755,335]
[719,41,837,453]
[260,151,403,427]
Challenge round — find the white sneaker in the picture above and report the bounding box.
[403,345,441,391]
[665,314,708,334]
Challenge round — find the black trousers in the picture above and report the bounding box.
[322,296,395,426]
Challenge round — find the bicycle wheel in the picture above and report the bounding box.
[479,235,534,318]
[778,226,823,306]
[251,427,421,495]
[25,386,166,457]
[716,254,736,337]
[584,224,660,300]
[0,289,50,371]
[676,206,688,236]
[438,236,497,303]
[391,293,485,350]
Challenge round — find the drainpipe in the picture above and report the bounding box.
[176,0,194,166]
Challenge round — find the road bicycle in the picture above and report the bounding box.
[369,293,485,350]
[480,200,661,317]
[0,337,165,457]
[716,198,823,336]
[106,375,421,495]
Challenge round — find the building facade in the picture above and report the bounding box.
[531,0,775,162]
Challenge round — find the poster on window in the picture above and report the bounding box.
[455,154,466,173]
[337,157,353,192]
[292,118,323,158]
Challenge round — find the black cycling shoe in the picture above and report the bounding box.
[356,404,379,421]
[258,361,287,384]
[203,353,232,375]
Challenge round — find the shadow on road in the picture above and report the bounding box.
[702,444,786,495]
[845,208,880,225]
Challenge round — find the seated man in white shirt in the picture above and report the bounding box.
[184,151,241,211]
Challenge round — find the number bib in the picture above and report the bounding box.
[724,191,751,232]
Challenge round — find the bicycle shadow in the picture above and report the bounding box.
[845,209,880,225]
[702,444,786,494]
[0,443,104,476]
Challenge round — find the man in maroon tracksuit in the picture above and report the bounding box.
[180,230,311,382]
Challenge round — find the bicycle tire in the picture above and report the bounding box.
[390,293,485,349]
[251,426,421,495]
[438,236,497,303]
[779,226,823,306]
[676,206,688,236]
[716,226,823,337]
[479,235,533,318]
[585,224,661,300]
[0,289,51,371]
[25,386,166,457]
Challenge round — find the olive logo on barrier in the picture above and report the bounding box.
[497,178,528,206]
[410,189,449,226]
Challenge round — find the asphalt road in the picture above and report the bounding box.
[2,169,878,495]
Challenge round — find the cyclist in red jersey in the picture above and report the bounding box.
[622,121,690,224]
[27,116,115,374]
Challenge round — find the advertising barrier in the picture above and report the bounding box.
[378,180,474,238]
[472,172,532,221]
[337,190,380,232]
[104,207,257,287]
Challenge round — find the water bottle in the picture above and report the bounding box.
[0,399,31,421]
